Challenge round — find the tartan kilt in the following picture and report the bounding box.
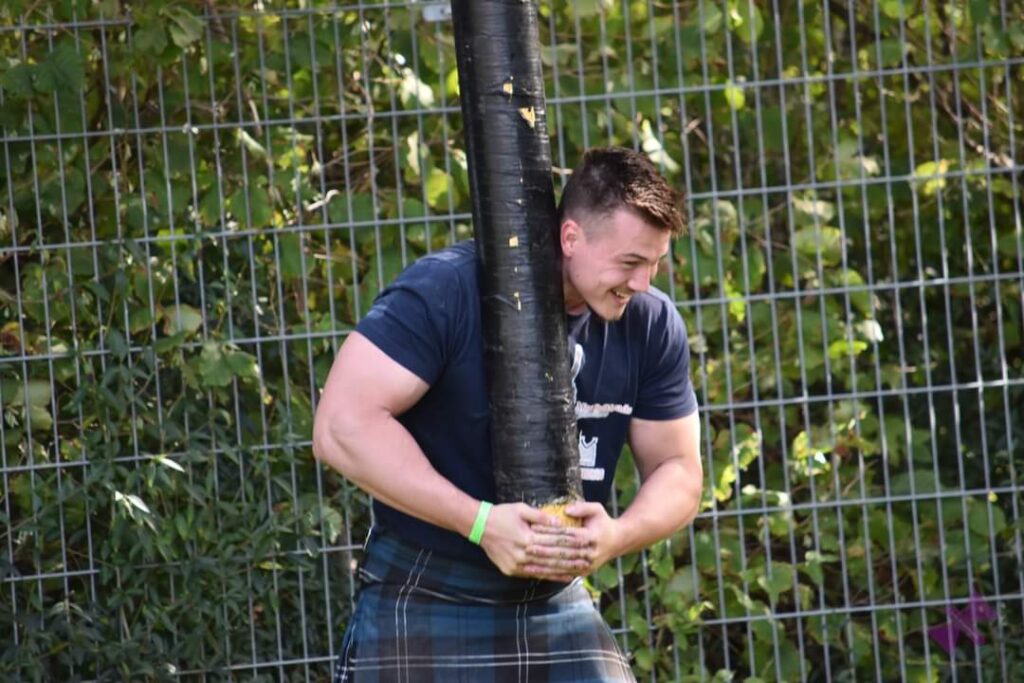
[334,527,636,683]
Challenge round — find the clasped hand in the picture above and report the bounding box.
[479,501,622,583]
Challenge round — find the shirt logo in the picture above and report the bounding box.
[570,342,634,419]
[578,433,605,482]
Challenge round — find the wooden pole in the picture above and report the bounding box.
[450,0,582,517]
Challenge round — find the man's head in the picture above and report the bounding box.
[558,147,685,321]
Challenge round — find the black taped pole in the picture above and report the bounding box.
[451,0,583,512]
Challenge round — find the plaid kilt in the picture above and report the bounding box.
[334,527,636,683]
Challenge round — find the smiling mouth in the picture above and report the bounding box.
[611,288,631,302]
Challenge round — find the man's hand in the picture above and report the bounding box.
[528,501,624,577]
[479,503,591,582]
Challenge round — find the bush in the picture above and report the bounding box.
[0,1,1021,680]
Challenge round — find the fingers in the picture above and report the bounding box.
[530,525,585,539]
[565,501,603,519]
[527,541,594,561]
[517,504,564,528]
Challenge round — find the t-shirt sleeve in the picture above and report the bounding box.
[633,300,698,420]
[355,258,464,386]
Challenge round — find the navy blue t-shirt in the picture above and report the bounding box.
[355,241,697,564]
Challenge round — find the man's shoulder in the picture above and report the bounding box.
[414,240,477,270]
[399,240,477,285]
[628,286,679,322]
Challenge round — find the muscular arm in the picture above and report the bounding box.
[530,411,702,573]
[614,411,703,554]
[311,332,479,536]
[312,332,584,579]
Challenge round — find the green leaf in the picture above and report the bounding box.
[876,38,909,67]
[229,183,273,229]
[997,231,1022,259]
[163,7,204,49]
[968,500,1006,536]
[732,428,762,469]
[701,4,723,33]
[28,405,53,432]
[836,270,872,316]
[968,0,990,27]
[320,504,343,544]
[1,63,35,99]
[666,566,700,598]
[792,225,843,265]
[237,129,268,160]
[134,23,168,55]
[403,130,427,183]
[196,343,233,388]
[723,80,745,111]
[730,2,764,45]
[801,551,837,587]
[913,159,952,196]
[225,350,261,383]
[258,561,284,571]
[831,138,875,180]
[35,44,85,94]
[175,514,190,540]
[161,304,203,337]
[153,331,186,354]
[827,338,868,360]
[114,490,152,515]
[9,380,52,407]
[573,0,612,19]
[540,44,577,68]
[723,279,746,323]
[278,232,310,279]
[713,426,762,501]
[756,563,794,603]
[792,197,835,224]
[155,455,186,473]
[329,192,376,225]
[879,0,906,19]
[425,168,456,209]
[729,584,760,611]
[445,68,460,98]
[633,647,654,671]
[890,471,938,496]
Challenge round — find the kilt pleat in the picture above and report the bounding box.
[334,528,636,683]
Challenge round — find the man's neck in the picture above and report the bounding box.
[562,270,586,315]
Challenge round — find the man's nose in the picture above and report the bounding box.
[628,267,652,293]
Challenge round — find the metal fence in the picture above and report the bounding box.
[1,1,1022,680]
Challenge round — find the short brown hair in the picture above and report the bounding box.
[557,147,685,236]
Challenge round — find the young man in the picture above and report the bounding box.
[313,147,702,681]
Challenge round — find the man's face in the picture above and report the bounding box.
[561,208,671,321]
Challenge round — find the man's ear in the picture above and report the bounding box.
[560,218,582,257]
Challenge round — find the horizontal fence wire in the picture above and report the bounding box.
[0,1,1021,681]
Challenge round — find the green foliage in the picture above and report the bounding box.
[0,0,1022,680]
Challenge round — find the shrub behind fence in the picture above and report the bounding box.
[1,1,1022,680]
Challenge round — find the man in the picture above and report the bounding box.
[313,147,702,682]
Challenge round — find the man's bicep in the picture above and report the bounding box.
[320,331,430,419]
[627,412,701,481]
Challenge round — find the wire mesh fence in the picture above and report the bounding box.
[0,1,1021,680]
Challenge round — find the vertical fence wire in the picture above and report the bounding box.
[0,2,1022,680]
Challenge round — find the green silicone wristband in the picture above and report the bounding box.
[468,501,492,545]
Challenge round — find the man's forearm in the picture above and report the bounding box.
[313,411,479,538]
[613,456,701,557]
